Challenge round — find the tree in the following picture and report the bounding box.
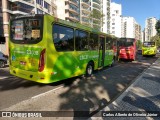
[136,40,142,49]
[155,20,160,35]
[89,9,104,31]
[150,35,160,47]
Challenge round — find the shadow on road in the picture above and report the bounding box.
[0,54,158,118]
[55,56,157,119]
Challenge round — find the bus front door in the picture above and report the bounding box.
[99,37,105,67]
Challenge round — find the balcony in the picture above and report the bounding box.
[81,21,90,26]
[93,24,101,30]
[10,6,33,14]
[23,0,34,4]
[9,0,34,6]
[51,1,57,9]
[65,0,79,7]
[66,16,79,22]
[81,13,90,18]
[92,3,101,10]
[81,6,91,14]
[81,21,91,26]
[66,8,79,15]
[93,19,101,25]
[92,0,101,5]
[81,0,90,7]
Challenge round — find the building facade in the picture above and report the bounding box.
[55,0,80,22]
[141,29,145,43]
[56,0,107,32]
[0,0,57,55]
[110,2,121,37]
[135,22,141,40]
[102,0,110,34]
[121,16,136,38]
[144,17,157,41]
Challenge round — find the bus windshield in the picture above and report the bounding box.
[119,38,134,47]
[143,42,155,47]
[118,42,133,47]
[10,16,43,44]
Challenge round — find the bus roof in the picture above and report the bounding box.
[12,14,114,38]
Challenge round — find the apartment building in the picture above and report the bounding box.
[55,0,80,22]
[121,16,136,38]
[144,17,157,41]
[102,0,111,34]
[141,29,145,43]
[55,0,105,31]
[110,2,121,37]
[0,0,56,55]
[135,22,141,40]
[91,0,102,30]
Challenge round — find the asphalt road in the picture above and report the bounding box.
[0,54,159,112]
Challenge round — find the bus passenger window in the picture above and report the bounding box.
[89,33,98,50]
[53,24,74,52]
[106,39,110,50]
[75,30,88,51]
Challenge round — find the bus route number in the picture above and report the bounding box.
[26,50,39,56]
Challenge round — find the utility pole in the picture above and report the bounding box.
[2,0,9,56]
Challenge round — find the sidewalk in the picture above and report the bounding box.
[92,58,160,120]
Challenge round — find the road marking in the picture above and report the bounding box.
[31,86,64,99]
[0,76,10,80]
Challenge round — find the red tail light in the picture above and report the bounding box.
[38,49,46,72]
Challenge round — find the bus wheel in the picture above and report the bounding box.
[86,63,93,77]
[0,60,5,68]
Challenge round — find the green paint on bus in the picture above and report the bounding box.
[9,14,117,83]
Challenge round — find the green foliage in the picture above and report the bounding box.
[89,9,104,31]
[151,35,160,47]
[155,20,160,35]
[136,40,142,49]
[90,9,104,19]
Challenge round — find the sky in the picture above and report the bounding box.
[112,0,160,30]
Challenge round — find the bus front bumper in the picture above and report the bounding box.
[119,54,135,60]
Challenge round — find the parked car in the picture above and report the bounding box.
[0,51,8,68]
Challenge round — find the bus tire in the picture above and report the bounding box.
[0,60,5,68]
[86,63,93,77]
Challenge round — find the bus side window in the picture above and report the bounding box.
[106,38,112,50]
[89,33,98,50]
[53,24,74,52]
[75,30,88,51]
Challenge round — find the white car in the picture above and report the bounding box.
[0,51,8,68]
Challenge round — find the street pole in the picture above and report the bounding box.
[2,0,9,56]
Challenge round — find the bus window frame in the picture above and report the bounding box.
[10,15,43,44]
[52,23,74,52]
[89,33,99,51]
[75,29,89,51]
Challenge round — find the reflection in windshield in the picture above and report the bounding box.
[119,42,133,47]
[143,42,155,47]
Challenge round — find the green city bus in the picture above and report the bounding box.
[142,41,157,56]
[9,14,117,83]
